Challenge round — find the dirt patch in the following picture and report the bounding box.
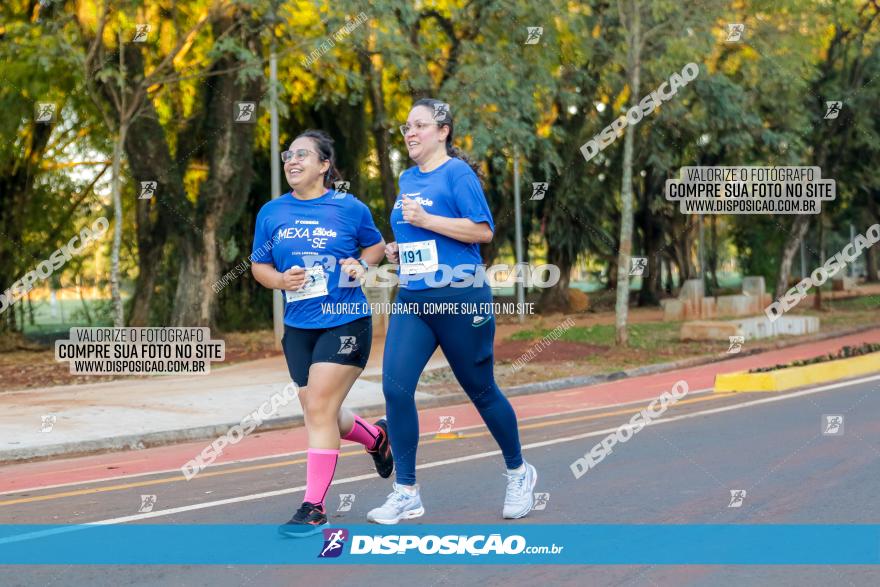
[493,339,607,363]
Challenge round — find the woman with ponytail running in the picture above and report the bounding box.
[366,100,537,524]
[251,130,392,537]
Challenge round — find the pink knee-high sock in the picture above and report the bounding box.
[341,415,381,451]
[303,448,339,506]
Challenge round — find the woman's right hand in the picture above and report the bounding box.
[385,241,399,264]
[280,266,306,291]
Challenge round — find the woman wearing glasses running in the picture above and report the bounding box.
[366,99,537,524]
[251,130,392,537]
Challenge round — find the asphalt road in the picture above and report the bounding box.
[1,373,879,586]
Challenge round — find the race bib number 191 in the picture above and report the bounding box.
[398,240,439,275]
[285,265,329,302]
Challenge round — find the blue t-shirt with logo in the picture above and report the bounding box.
[390,157,494,290]
[251,189,382,329]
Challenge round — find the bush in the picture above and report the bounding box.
[749,343,880,373]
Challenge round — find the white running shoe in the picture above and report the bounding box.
[367,483,425,525]
[503,462,537,519]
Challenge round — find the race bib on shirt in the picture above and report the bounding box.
[285,265,329,302]
[398,240,439,275]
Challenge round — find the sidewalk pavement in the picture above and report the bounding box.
[2,326,879,464]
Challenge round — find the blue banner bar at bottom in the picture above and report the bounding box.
[0,524,878,565]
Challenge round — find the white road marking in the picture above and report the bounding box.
[0,387,714,495]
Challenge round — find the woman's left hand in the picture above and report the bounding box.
[401,197,431,228]
[340,257,365,280]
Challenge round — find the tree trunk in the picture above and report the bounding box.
[170,12,263,326]
[172,216,221,326]
[637,172,662,306]
[866,192,880,282]
[0,118,53,334]
[814,216,824,310]
[615,0,640,346]
[358,51,396,220]
[128,252,160,326]
[123,96,179,326]
[663,255,674,294]
[607,258,617,290]
[866,243,879,282]
[708,214,720,290]
[109,122,128,327]
[775,215,810,298]
[673,219,693,283]
[537,243,572,313]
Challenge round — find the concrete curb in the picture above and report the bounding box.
[714,351,880,392]
[2,323,877,465]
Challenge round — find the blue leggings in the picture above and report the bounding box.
[382,284,524,485]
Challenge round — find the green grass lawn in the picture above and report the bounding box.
[510,320,683,350]
[15,297,113,337]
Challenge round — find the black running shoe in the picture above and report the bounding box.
[367,419,394,479]
[277,501,328,538]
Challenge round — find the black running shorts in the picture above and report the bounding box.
[281,316,372,387]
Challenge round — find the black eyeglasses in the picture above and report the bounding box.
[399,121,442,137]
[281,148,319,163]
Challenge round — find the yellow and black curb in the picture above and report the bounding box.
[714,351,880,393]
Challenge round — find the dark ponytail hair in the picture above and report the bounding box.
[412,98,484,181]
[294,129,342,188]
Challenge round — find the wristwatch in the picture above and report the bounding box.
[357,258,369,270]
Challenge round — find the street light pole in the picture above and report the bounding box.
[513,148,525,323]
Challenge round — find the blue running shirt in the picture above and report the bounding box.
[390,157,494,290]
[251,189,382,328]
